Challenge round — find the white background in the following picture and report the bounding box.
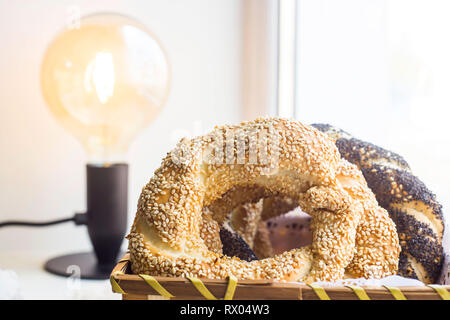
[0,0,242,256]
[296,0,450,246]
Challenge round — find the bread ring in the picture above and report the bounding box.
[128,118,392,281]
[209,159,401,279]
[312,123,445,283]
[336,158,400,278]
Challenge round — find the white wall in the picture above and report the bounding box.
[0,0,242,255]
[296,0,449,247]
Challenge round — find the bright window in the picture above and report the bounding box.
[293,0,450,222]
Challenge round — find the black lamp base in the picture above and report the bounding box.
[44,251,125,280]
[44,164,129,280]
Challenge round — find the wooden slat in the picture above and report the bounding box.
[112,255,450,300]
[122,293,149,300]
[302,286,448,300]
[114,273,302,300]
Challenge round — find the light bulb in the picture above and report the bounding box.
[41,13,170,163]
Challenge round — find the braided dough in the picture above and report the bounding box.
[210,162,401,279]
[128,118,399,282]
[312,123,445,283]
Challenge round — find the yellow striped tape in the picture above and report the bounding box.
[345,285,371,300]
[187,276,218,300]
[308,284,331,300]
[110,272,125,294]
[428,285,450,300]
[224,275,238,300]
[140,274,174,298]
[383,285,407,300]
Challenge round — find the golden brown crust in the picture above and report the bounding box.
[313,123,444,283]
[251,160,401,279]
[336,160,400,278]
[212,169,401,279]
[128,118,399,282]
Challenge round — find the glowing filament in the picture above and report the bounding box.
[85,52,115,104]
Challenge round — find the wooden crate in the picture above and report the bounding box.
[110,253,450,300]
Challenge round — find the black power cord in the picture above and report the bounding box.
[0,213,87,228]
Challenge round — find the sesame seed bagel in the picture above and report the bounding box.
[312,123,445,284]
[211,160,401,279]
[128,118,395,282]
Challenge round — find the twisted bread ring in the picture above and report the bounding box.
[128,118,396,282]
[312,123,445,283]
[207,159,401,279]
